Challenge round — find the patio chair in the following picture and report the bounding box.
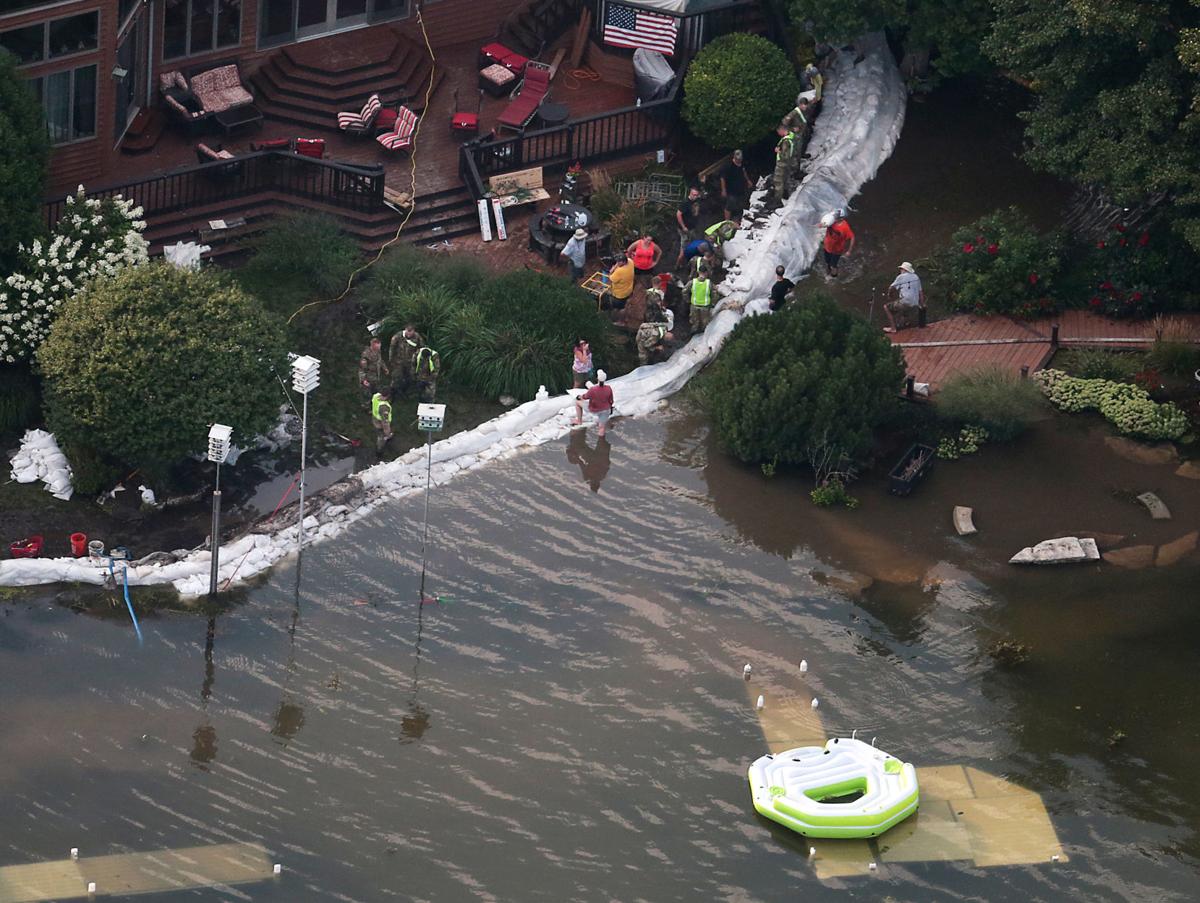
[337,93,382,138]
[376,105,419,152]
[497,61,551,133]
[195,142,242,178]
[450,88,482,138]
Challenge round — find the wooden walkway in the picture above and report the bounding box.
[890,310,1200,392]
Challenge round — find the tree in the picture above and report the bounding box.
[703,295,905,466]
[0,49,50,275]
[38,263,287,476]
[986,1,1200,251]
[787,0,993,81]
[682,33,800,150]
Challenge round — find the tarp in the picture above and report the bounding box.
[633,48,675,102]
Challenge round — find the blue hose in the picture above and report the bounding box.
[107,554,144,644]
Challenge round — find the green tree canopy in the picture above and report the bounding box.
[0,49,50,274]
[38,263,287,475]
[788,0,993,80]
[682,33,800,150]
[703,295,905,466]
[987,0,1200,250]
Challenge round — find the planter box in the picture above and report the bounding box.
[888,444,935,496]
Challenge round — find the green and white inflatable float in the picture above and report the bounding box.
[747,737,919,839]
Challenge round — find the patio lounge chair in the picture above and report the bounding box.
[497,62,551,133]
[195,142,242,178]
[376,105,419,152]
[337,93,382,138]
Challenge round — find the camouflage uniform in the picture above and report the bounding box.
[773,131,798,197]
[413,346,440,401]
[389,328,424,394]
[358,342,389,401]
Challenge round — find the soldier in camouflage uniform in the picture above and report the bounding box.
[358,337,389,403]
[413,345,440,401]
[635,288,674,365]
[389,323,424,395]
[772,125,798,198]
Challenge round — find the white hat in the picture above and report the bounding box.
[573,227,587,240]
[819,212,835,228]
[596,369,607,383]
[899,261,915,273]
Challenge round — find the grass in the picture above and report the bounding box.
[1054,348,1147,383]
[937,366,1046,441]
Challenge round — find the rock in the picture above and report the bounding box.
[1102,545,1156,569]
[952,506,977,536]
[317,476,364,506]
[1104,436,1178,466]
[1156,531,1198,567]
[1078,538,1100,560]
[1075,531,1126,550]
[1136,491,1171,520]
[1175,461,1200,480]
[1009,537,1093,565]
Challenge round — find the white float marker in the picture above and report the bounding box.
[87,883,96,895]
[800,659,808,673]
[743,664,752,680]
[811,698,819,709]
[756,694,765,711]
[868,862,877,871]
[808,846,816,858]
[273,863,283,875]
[1051,854,1060,862]
[70,848,79,860]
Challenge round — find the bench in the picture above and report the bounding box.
[487,166,551,208]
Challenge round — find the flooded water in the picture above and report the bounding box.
[2,403,1198,901]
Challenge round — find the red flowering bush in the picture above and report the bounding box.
[1085,223,1160,319]
[937,208,1064,317]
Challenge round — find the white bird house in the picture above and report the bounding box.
[417,403,446,432]
[291,355,321,395]
[207,424,233,464]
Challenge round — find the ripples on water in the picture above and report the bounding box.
[0,407,1197,901]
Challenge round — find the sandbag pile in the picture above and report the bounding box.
[9,429,74,501]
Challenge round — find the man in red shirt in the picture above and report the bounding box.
[572,369,614,437]
[820,209,855,278]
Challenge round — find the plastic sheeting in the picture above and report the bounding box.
[0,38,907,597]
[633,48,675,103]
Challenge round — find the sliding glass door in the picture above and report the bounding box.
[260,0,409,47]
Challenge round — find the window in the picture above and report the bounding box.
[0,12,98,66]
[30,63,97,144]
[163,0,241,60]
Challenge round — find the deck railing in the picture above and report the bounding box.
[459,77,682,199]
[44,151,386,230]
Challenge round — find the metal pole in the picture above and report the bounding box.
[298,390,309,551]
[208,463,221,596]
[419,429,432,599]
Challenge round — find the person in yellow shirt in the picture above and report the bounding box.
[606,254,636,325]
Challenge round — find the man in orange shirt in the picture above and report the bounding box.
[819,209,855,278]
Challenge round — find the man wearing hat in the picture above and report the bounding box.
[884,261,925,333]
[560,227,589,282]
[573,369,614,437]
[819,209,855,278]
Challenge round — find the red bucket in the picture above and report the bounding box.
[70,532,88,557]
[10,535,44,558]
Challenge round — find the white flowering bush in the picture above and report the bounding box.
[1035,368,1190,440]
[0,186,148,362]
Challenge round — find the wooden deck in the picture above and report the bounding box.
[891,310,1200,392]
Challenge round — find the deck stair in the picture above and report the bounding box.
[500,0,582,58]
[249,28,442,133]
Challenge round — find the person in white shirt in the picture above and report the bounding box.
[884,261,924,333]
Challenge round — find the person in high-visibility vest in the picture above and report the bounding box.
[704,220,738,248]
[371,388,393,452]
[414,346,440,401]
[687,265,714,334]
[389,323,423,395]
[772,126,797,197]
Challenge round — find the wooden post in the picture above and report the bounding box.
[1020,365,1029,379]
[1051,324,1059,348]
[918,306,927,328]
[905,375,915,399]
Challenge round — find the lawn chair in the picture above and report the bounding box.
[376,105,419,152]
[337,93,382,138]
[450,88,482,138]
[195,142,242,179]
[497,61,551,133]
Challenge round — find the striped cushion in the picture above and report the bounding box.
[376,106,418,151]
[338,93,381,131]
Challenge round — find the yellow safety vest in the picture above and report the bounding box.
[691,279,712,307]
[371,393,392,423]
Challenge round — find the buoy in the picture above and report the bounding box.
[743,664,752,680]
[868,862,877,871]
[811,698,819,709]
[70,847,78,859]
[756,694,765,710]
[808,846,816,858]
[1051,854,1060,862]
[273,863,282,875]
[87,883,96,895]
[800,659,808,673]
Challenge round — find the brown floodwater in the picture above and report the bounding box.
[1,400,1197,901]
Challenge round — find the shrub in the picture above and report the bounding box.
[38,263,288,477]
[1035,369,1189,440]
[358,245,487,320]
[1147,317,1200,375]
[936,207,1063,317]
[238,213,360,305]
[704,294,905,465]
[1054,348,1144,383]
[601,197,675,249]
[810,479,859,508]
[0,188,148,362]
[937,425,989,460]
[0,51,50,275]
[0,363,40,437]
[682,33,800,150]
[937,367,1044,441]
[1082,223,1161,318]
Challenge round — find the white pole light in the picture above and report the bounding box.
[207,423,232,596]
[290,355,320,552]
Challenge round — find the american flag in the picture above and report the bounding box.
[603,4,678,56]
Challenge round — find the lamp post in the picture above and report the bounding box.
[207,423,233,596]
[416,403,446,599]
[291,355,321,551]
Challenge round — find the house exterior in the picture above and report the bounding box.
[0,0,524,191]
